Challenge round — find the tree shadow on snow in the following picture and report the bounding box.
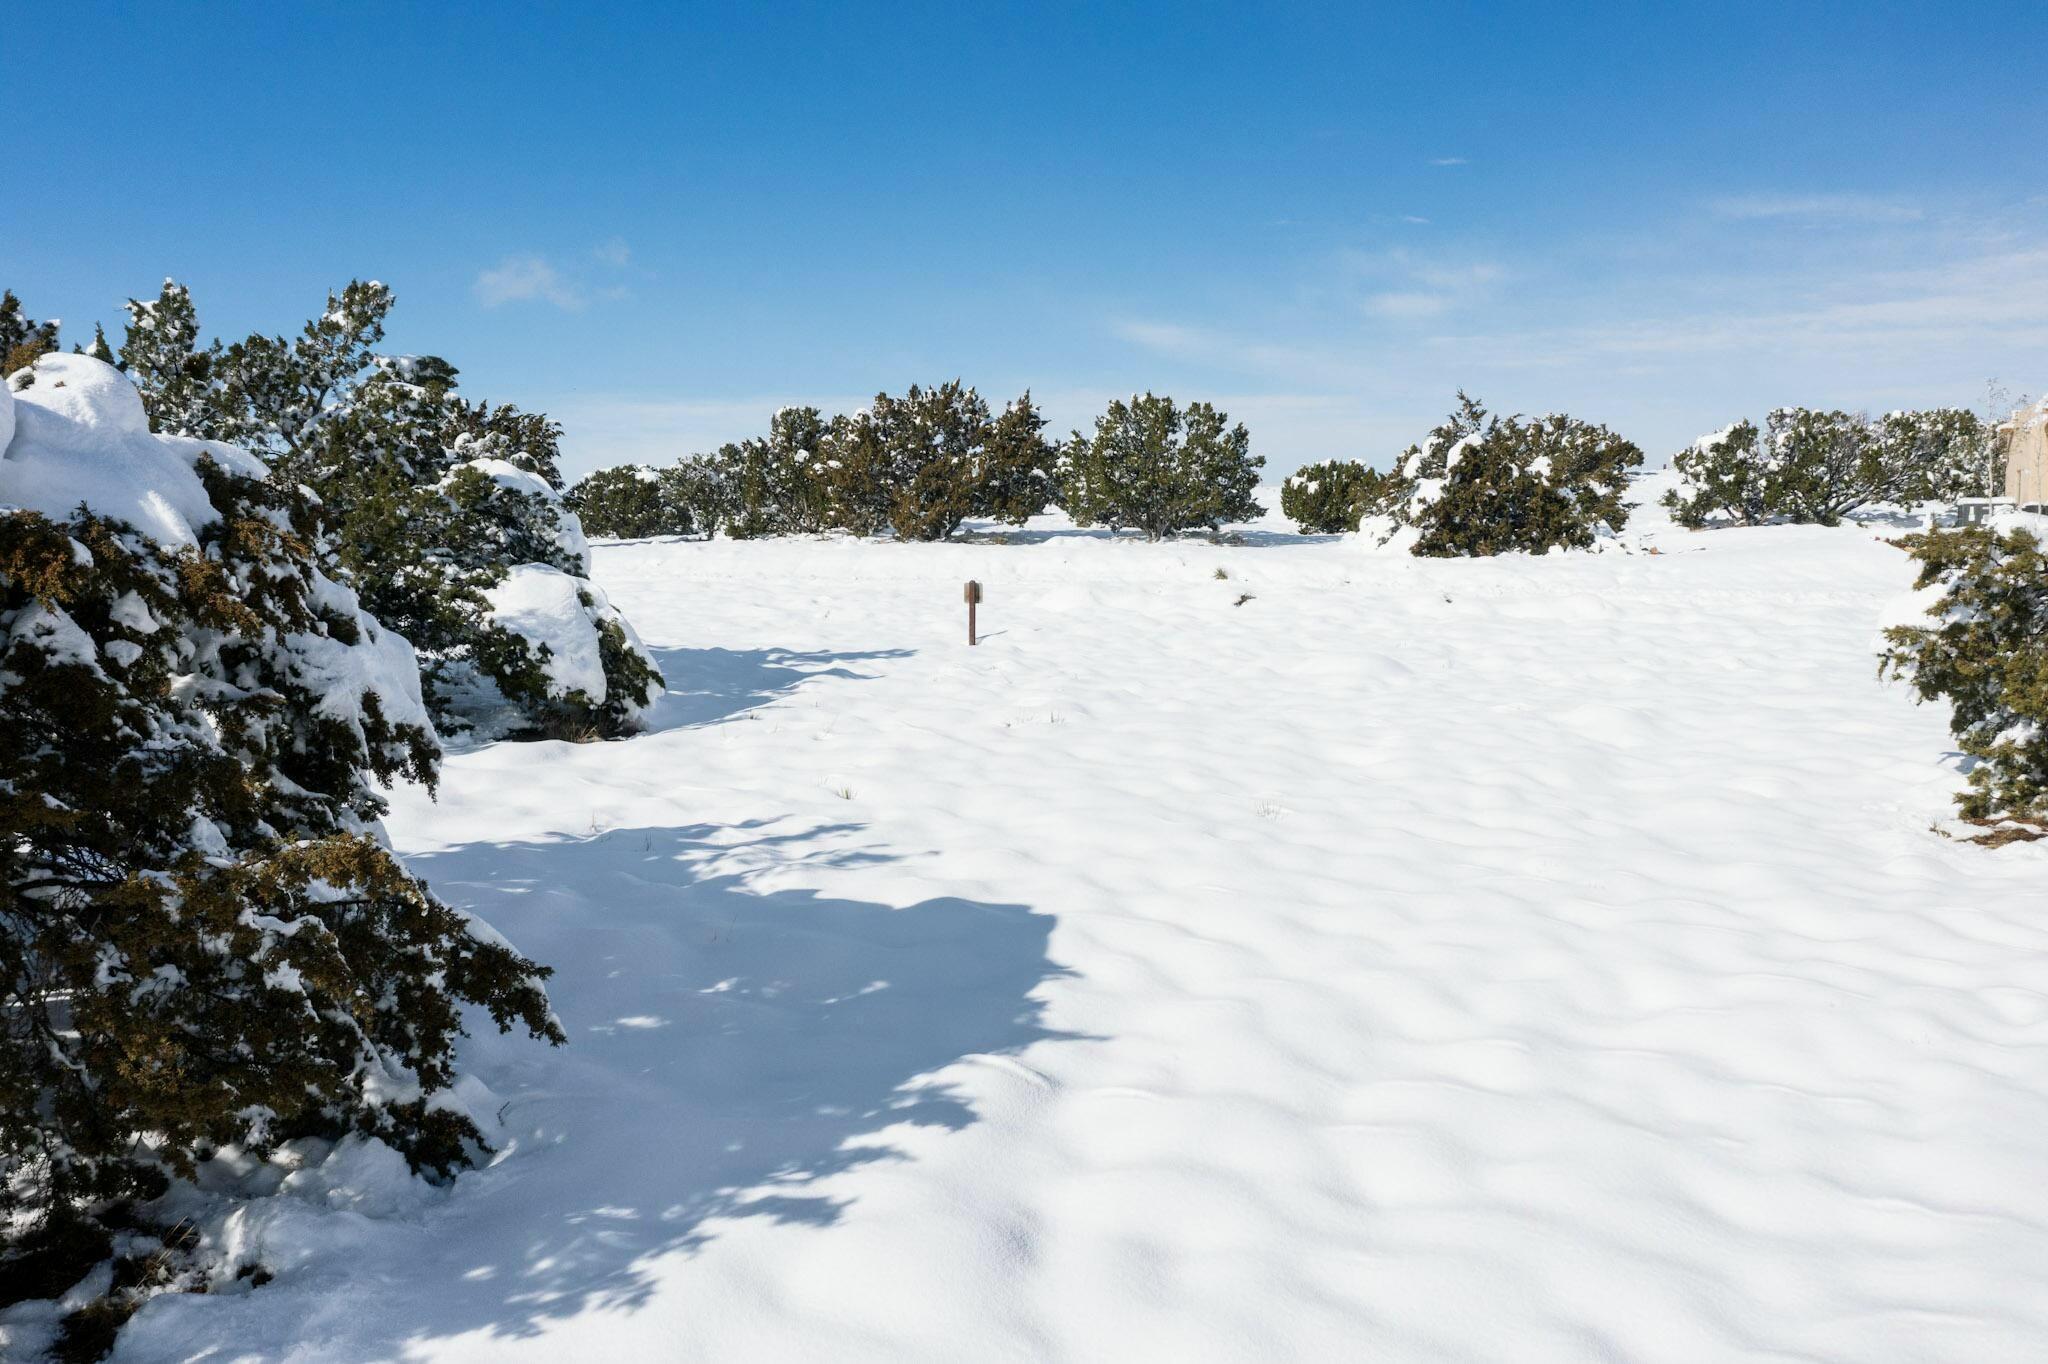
[643,646,912,730]
[180,818,1078,1352]
[962,524,1341,549]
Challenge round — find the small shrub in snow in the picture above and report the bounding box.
[1881,516,2048,832]
[1280,459,1396,534]
[0,354,562,1300]
[1381,394,1641,556]
[567,465,684,539]
[1664,406,1989,527]
[1062,393,1264,539]
[1662,420,1769,528]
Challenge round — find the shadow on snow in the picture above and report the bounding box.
[643,646,912,730]
[131,818,1078,1354]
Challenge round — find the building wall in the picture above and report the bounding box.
[2003,401,2048,509]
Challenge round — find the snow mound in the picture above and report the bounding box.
[483,563,657,722]
[1,352,266,546]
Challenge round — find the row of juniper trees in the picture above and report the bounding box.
[566,387,1268,544]
[573,379,2039,836]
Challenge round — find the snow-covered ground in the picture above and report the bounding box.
[112,480,2048,1362]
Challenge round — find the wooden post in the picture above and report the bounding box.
[964,580,982,645]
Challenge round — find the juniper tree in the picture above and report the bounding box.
[1383,395,1642,556]
[119,280,234,441]
[131,279,659,738]
[821,382,999,541]
[977,392,1059,526]
[1,289,60,375]
[1280,459,1396,533]
[1666,406,1987,527]
[0,353,562,1307]
[722,407,830,538]
[1063,393,1264,539]
[1663,421,1768,527]
[1882,520,2048,829]
[658,454,733,536]
[79,323,116,364]
[568,465,677,538]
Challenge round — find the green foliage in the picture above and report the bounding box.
[123,279,656,740]
[1882,522,2048,825]
[0,459,562,1267]
[1663,421,1767,527]
[1062,393,1264,539]
[1664,406,1989,527]
[567,466,683,538]
[657,455,734,537]
[1279,459,1395,533]
[818,382,1052,541]
[119,280,234,441]
[2,289,61,376]
[79,324,116,364]
[1383,395,1641,556]
[719,407,832,538]
[979,393,1059,526]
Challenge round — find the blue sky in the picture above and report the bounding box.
[8,1,2044,479]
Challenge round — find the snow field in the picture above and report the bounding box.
[112,485,2048,1362]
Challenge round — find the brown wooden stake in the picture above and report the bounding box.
[964,580,982,645]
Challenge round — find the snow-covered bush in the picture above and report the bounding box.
[0,354,562,1324]
[1665,406,1988,527]
[717,406,832,539]
[819,383,1057,541]
[1062,393,1264,539]
[482,565,662,739]
[656,453,734,537]
[117,279,661,740]
[1379,394,1641,556]
[1663,420,1769,528]
[1881,515,2048,835]
[566,464,683,539]
[1280,459,1396,534]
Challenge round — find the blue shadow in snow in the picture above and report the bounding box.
[645,646,912,730]
[121,819,1083,1355]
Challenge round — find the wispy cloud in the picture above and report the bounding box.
[1428,156,1468,166]
[474,254,583,309]
[1344,250,1505,320]
[475,239,636,310]
[1708,193,1923,223]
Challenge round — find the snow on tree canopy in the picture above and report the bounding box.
[1,353,266,546]
[483,562,658,724]
[443,455,592,573]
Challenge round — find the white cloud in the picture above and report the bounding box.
[593,237,632,267]
[1428,156,1468,166]
[474,254,582,310]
